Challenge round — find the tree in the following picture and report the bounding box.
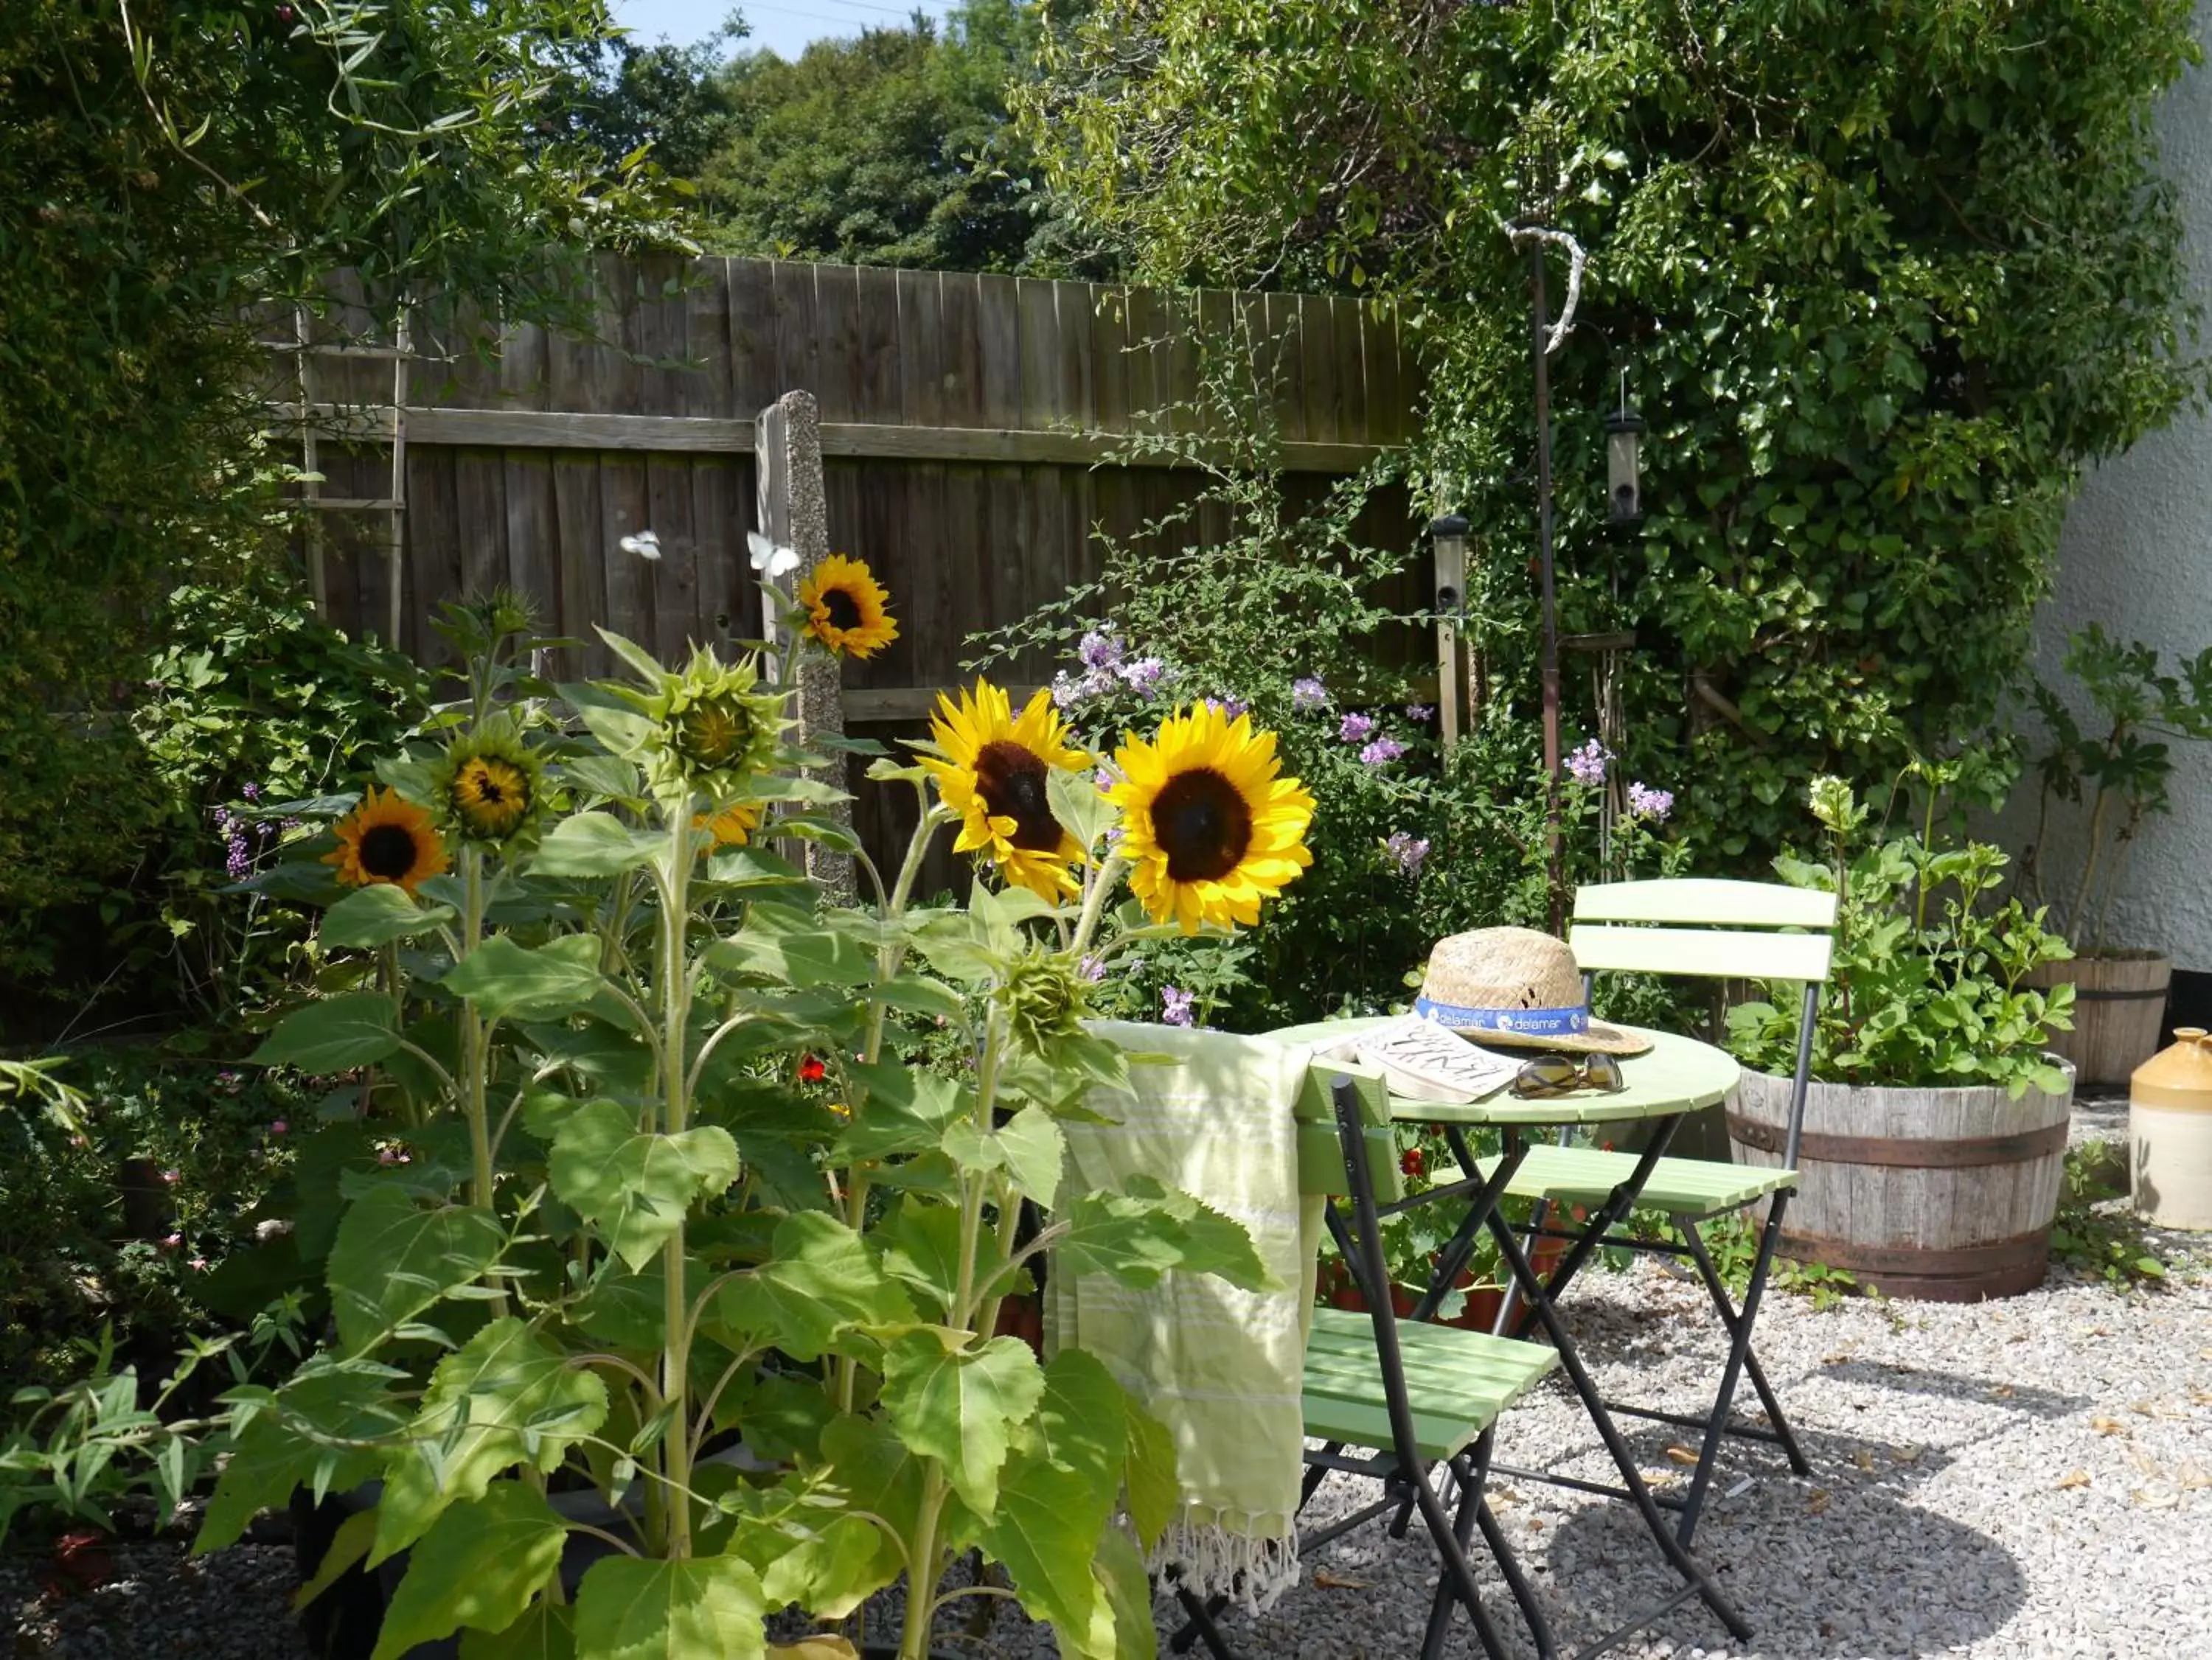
[0,0,677,1019]
[695,0,1103,273]
[1028,0,2206,860]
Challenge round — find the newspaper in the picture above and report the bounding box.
[1308,1014,1521,1103]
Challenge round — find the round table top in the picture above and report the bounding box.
[1267,1016,1741,1126]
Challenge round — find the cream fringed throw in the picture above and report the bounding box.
[1043,1020,1324,1614]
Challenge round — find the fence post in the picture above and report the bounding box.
[756,390,856,904]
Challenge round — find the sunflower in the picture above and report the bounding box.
[693,801,760,848]
[919,680,1088,900]
[651,648,787,800]
[1110,702,1315,934]
[797,554,899,660]
[433,722,547,847]
[324,789,448,895]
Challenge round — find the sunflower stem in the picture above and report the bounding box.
[457,848,507,1317]
[836,789,945,1414]
[658,806,696,1560]
[1070,854,1128,960]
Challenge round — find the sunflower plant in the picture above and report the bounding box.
[184,564,1313,1659]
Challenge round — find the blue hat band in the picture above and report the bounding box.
[1413,997,1590,1039]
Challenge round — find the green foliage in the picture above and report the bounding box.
[2019,624,2212,952]
[72,606,1280,1659]
[693,0,1102,274]
[977,347,1688,1028]
[2049,1141,2176,1288]
[1728,771,2075,1095]
[0,0,671,1028]
[0,1050,308,1396]
[1028,0,2207,866]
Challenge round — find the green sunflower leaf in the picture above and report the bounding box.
[372,1482,568,1660]
[459,1600,574,1660]
[249,991,402,1072]
[571,1553,764,1660]
[1051,1176,1274,1292]
[321,885,455,950]
[549,1101,741,1273]
[531,812,666,878]
[879,1332,1043,1518]
[762,812,865,855]
[714,1210,915,1361]
[372,1319,608,1566]
[326,1185,507,1355]
[1046,764,1117,857]
[441,935,609,1020]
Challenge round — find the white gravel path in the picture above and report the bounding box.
[8,1107,2206,1660]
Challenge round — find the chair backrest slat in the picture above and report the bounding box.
[1572,877,1836,930]
[1568,924,1833,984]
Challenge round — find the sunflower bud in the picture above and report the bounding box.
[650,649,787,798]
[998,944,1091,1056]
[432,719,547,847]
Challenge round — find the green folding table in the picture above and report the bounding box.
[1270,1019,1756,1656]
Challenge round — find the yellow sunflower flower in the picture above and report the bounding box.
[1110,702,1315,933]
[797,554,899,660]
[694,801,761,848]
[324,789,448,896]
[919,680,1088,901]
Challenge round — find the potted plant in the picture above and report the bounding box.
[1725,770,2078,1301]
[186,591,1300,1660]
[2016,624,2212,1085]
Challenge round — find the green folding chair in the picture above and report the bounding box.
[1484,877,1834,1546]
[1169,1064,1564,1660]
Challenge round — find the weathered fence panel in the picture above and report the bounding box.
[277,255,1417,889]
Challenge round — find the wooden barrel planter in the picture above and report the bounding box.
[2025,951,2171,1088]
[1725,1064,2075,1302]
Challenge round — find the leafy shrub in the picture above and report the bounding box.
[1,567,428,1038]
[1728,772,2075,1095]
[0,1050,306,1398]
[1028,0,2207,868]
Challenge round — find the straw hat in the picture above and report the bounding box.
[1413,927,1651,1056]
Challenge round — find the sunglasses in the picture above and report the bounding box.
[1509,1052,1627,1099]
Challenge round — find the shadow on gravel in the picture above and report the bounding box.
[1809,1359,2087,1421]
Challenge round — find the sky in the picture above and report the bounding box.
[610,0,956,60]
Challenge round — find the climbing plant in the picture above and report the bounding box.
[1025,0,2207,861]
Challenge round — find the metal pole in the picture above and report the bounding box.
[1533,241,1563,935]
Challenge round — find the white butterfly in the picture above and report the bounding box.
[747,530,801,579]
[618,529,661,562]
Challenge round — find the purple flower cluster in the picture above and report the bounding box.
[1161,986,1196,1028]
[1339,712,1377,744]
[1627,781,1675,822]
[1565,739,1610,787]
[1360,736,1406,767]
[1201,695,1251,721]
[1079,954,1107,983]
[1405,704,1435,722]
[1385,831,1430,878]
[1291,675,1329,713]
[1053,629,1176,708]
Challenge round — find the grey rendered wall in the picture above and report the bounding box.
[2025,20,2212,972]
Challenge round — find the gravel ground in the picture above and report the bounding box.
[10,1101,2206,1660]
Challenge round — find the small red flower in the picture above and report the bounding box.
[1401,1147,1425,1178]
[799,1054,827,1084]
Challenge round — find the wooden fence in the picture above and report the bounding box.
[280,254,1419,887]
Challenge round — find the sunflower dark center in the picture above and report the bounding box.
[475,772,507,804]
[973,741,1061,851]
[821,587,864,631]
[359,823,420,880]
[1152,767,1252,883]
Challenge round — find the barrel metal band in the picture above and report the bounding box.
[1726,1113,2069,1169]
[2069,986,2169,1003]
[1778,1227,2051,1279]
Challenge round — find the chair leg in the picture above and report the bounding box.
[1419,1453,1486,1659]
[1679,1218,1811,1478]
[1167,1583,1238,1660]
[1674,1204,1790,1546]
